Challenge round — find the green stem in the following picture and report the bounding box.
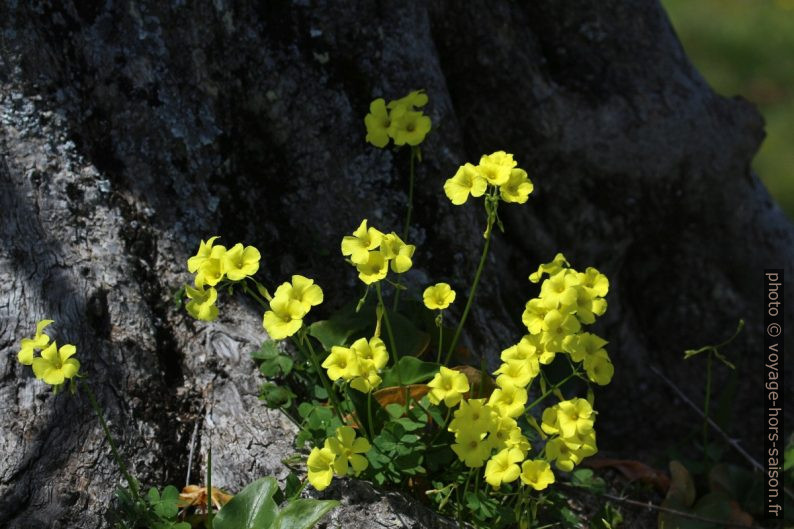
[525,372,578,412]
[392,147,419,312]
[302,332,345,421]
[436,312,444,364]
[445,213,494,364]
[243,279,270,309]
[81,382,139,498]
[366,390,376,440]
[428,407,453,447]
[376,283,398,364]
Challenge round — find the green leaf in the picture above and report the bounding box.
[381,357,439,386]
[272,498,339,529]
[388,311,431,358]
[251,340,281,361]
[308,303,372,350]
[259,383,296,409]
[213,477,279,529]
[147,486,180,519]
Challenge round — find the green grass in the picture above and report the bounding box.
[662,0,794,218]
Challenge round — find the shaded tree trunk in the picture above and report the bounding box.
[1,1,791,527]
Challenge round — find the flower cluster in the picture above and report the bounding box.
[341,220,415,285]
[364,90,431,148]
[540,398,598,472]
[321,336,389,393]
[520,253,612,385]
[185,237,261,322]
[443,151,533,206]
[307,426,371,491]
[16,319,80,388]
[262,275,324,340]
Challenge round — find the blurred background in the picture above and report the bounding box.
[663,0,794,218]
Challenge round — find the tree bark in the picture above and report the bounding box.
[1,1,790,527]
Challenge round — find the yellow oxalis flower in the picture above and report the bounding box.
[581,267,609,297]
[355,251,389,285]
[349,337,389,393]
[195,245,227,287]
[520,459,555,490]
[584,352,614,385]
[187,236,220,273]
[451,430,491,468]
[448,398,496,435]
[540,270,579,310]
[274,275,324,314]
[484,447,524,488]
[423,282,456,310]
[487,383,528,419]
[341,220,383,265]
[564,332,608,363]
[478,151,516,186]
[307,445,336,491]
[545,437,584,472]
[322,345,361,381]
[364,98,391,148]
[493,359,535,389]
[388,90,429,111]
[521,297,554,335]
[541,310,581,352]
[262,294,305,340]
[327,426,371,476]
[17,319,54,365]
[528,253,569,283]
[185,284,219,322]
[389,107,431,146]
[221,243,261,281]
[443,163,487,205]
[556,398,595,438]
[499,168,534,204]
[427,366,470,407]
[31,342,80,386]
[380,233,415,273]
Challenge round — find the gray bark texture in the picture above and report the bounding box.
[0,1,791,528]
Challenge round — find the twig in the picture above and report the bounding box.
[650,365,794,502]
[185,417,200,487]
[559,483,765,529]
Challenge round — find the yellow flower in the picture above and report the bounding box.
[521,298,554,335]
[478,151,516,186]
[540,270,579,310]
[349,337,389,393]
[389,108,431,146]
[520,459,555,490]
[326,426,371,476]
[17,319,54,365]
[31,342,80,386]
[499,168,534,203]
[451,430,491,468]
[364,98,391,148]
[355,251,389,285]
[307,446,336,491]
[541,406,560,435]
[322,345,361,382]
[580,267,609,297]
[484,448,524,488]
[221,243,261,281]
[388,90,429,110]
[427,366,470,407]
[274,275,324,314]
[565,332,608,363]
[487,383,528,419]
[195,245,227,287]
[545,437,582,472]
[540,310,581,352]
[493,360,536,389]
[487,416,530,456]
[443,163,487,205]
[528,253,569,283]
[423,283,456,310]
[584,352,614,385]
[448,398,496,435]
[187,236,220,273]
[380,233,415,273]
[341,220,383,265]
[185,284,219,322]
[262,294,305,340]
[556,398,594,439]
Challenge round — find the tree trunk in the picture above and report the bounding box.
[1,1,790,527]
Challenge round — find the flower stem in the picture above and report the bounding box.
[366,390,376,440]
[445,209,495,365]
[81,382,139,498]
[703,350,713,463]
[376,283,398,364]
[525,372,578,412]
[392,146,419,312]
[207,446,213,524]
[436,312,444,364]
[301,332,345,421]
